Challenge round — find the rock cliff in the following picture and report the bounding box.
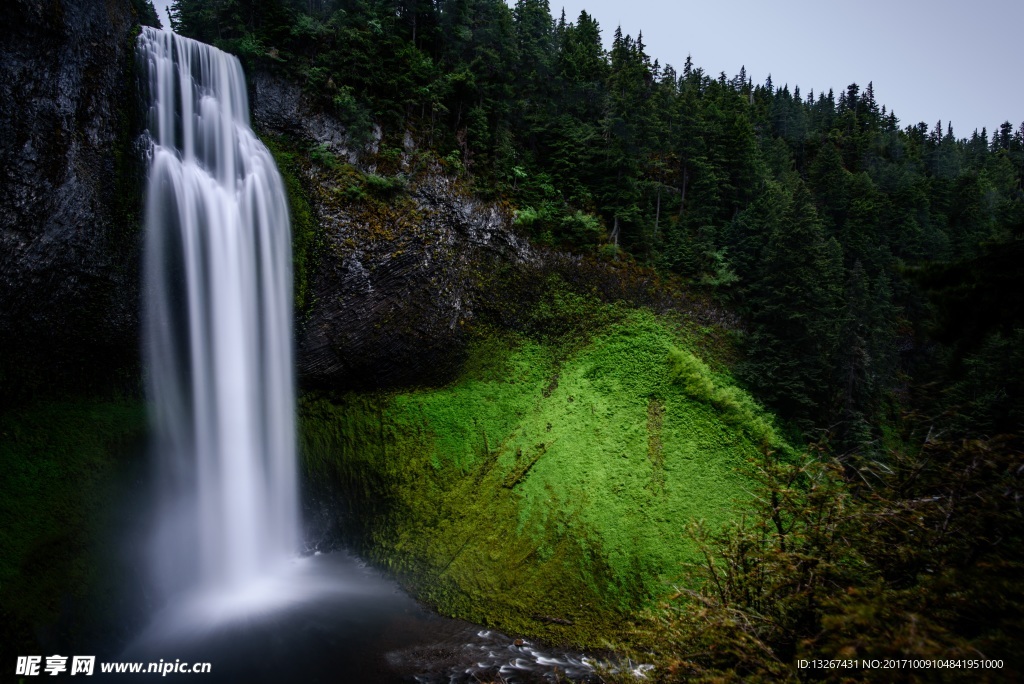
[251,73,725,390]
[0,0,148,396]
[252,72,535,389]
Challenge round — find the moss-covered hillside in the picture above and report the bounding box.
[300,303,784,646]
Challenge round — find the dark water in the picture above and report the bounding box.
[70,439,614,682]
[96,552,603,683]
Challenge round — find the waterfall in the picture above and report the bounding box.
[138,27,299,598]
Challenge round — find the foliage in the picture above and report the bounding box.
[515,204,604,247]
[299,308,769,646]
[261,135,320,314]
[621,445,856,681]
[668,348,781,451]
[170,0,1024,455]
[617,432,1024,681]
[362,171,408,197]
[130,0,162,28]
[0,399,146,659]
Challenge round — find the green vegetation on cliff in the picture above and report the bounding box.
[261,135,321,316]
[300,301,783,645]
[0,399,146,654]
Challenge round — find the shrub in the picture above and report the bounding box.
[617,433,1024,682]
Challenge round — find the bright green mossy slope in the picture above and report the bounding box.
[0,400,146,630]
[301,309,787,646]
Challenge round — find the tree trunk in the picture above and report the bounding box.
[678,168,689,218]
[654,186,661,237]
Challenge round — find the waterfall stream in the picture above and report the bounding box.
[138,26,298,600]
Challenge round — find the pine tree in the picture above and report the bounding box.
[742,182,844,428]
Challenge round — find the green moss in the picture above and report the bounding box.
[363,171,408,197]
[668,346,787,452]
[261,136,320,315]
[301,309,779,646]
[0,399,146,627]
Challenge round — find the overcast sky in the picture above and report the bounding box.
[548,0,1022,137]
[153,0,173,30]
[152,0,1022,137]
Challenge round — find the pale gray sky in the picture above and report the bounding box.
[152,0,1022,136]
[153,0,173,30]
[550,0,1023,136]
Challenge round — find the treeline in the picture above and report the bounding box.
[170,0,1024,448]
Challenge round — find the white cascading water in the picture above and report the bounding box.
[138,26,299,602]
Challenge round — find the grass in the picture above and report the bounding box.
[300,309,779,646]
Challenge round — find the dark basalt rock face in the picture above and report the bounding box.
[0,0,146,397]
[252,71,371,163]
[250,74,734,391]
[252,73,534,390]
[299,174,532,389]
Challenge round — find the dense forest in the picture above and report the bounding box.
[170,0,1024,445]
[164,0,1024,678]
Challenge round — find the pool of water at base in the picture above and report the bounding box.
[99,551,609,683]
